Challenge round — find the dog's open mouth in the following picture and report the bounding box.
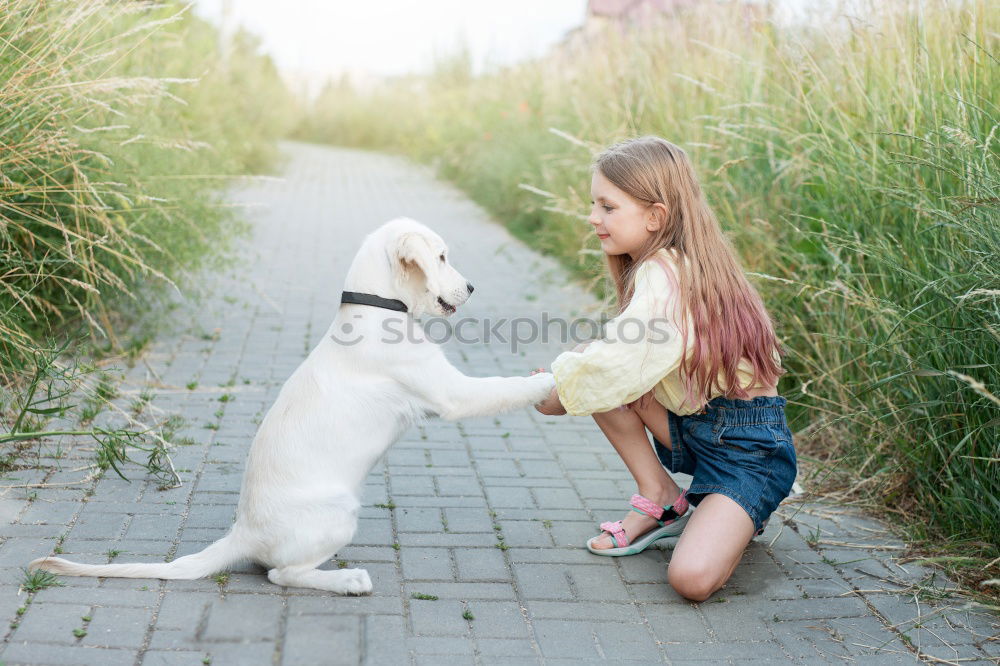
[437,297,456,314]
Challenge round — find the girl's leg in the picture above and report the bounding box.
[589,399,682,549]
[666,493,755,601]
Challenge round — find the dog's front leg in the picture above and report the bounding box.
[390,353,555,420]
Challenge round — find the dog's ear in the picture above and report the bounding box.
[391,231,440,292]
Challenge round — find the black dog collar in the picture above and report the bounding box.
[340,291,408,313]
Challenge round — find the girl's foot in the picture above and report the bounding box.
[589,490,688,552]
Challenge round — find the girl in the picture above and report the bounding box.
[533,136,797,602]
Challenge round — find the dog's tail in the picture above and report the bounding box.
[28,530,248,580]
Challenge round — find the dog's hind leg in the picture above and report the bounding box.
[267,565,372,595]
[260,491,368,594]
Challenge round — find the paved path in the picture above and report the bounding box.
[1,142,996,665]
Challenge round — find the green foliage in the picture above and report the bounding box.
[0,0,293,477]
[296,1,999,584]
[0,0,292,382]
[20,568,63,593]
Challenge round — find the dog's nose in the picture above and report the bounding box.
[467,282,474,294]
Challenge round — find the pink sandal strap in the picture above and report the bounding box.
[599,520,628,548]
[630,494,666,520]
[630,490,690,524]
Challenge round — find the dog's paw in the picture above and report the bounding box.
[339,568,373,596]
[529,371,556,398]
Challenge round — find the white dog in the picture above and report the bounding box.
[30,218,556,594]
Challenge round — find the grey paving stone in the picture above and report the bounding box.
[9,602,92,644]
[485,486,536,508]
[532,487,582,509]
[397,532,497,547]
[143,649,212,665]
[454,546,509,581]
[528,600,643,623]
[497,520,554,547]
[287,594,403,616]
[700,599,778,642]
[0,643,138,665]
[200,595,284,642]
[409,599,470,636]
[282,615,360,665]
[0,537,59,567]
[83,605,152,648]
[533,619,663,660]
[354,517,394,546]
[442,506,495,533]
[661,640,790,662]
[400,547,454,580]
[18,500,82,526]
[34,585,158,608]
[404,581,517,600]
[465,601,531,639]
[361,613,409,664]
[201,642,276,666]
[769,595,871,621]
[476,637,538,658]
[435,475,484,497]
[391,474,437,496]
[396,506,443,532]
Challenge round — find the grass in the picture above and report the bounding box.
[295,0,999,597]
[0,1,292,481]
[410,592,439,601]
[20,568,63,593]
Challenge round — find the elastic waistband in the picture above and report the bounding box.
[702,395,787,425]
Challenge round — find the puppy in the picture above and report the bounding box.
[30,218,556,594]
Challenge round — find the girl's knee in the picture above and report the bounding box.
[667,558,724,602]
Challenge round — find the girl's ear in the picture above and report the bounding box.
[647,202,669,231]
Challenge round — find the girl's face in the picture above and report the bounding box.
[588,170,663,260]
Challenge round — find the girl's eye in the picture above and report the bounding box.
[602,205,613,213]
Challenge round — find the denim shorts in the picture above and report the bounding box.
[652,395,797,534]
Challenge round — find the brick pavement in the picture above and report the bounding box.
[1,141,996,664]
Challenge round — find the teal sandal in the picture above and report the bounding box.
[586,491,691,556]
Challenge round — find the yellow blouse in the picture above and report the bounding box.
[550,248,774,416]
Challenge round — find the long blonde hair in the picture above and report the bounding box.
[594,136,784,407]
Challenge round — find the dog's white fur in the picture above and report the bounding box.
[29,218,555,594]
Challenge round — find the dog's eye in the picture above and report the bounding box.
[439,253,446,262]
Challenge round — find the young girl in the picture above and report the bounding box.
[533,136,797,602]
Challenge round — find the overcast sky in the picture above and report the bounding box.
[193,0,589,89]
[192,0,856,91]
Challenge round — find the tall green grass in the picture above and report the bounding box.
[296,1,999,584]
[0,1,294,477]
[0,0,293,385]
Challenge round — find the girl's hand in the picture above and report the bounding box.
[529,367,546,376]
[535,386,567,416]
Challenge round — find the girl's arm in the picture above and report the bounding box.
[549,259,685,416]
